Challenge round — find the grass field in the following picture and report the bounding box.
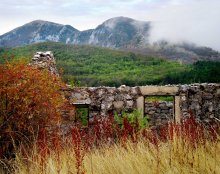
[1,115,219,174]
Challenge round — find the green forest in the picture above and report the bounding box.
[0,42,219,87]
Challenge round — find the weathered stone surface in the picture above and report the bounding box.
[62,83,220,128]
[113,101,124,109]
[126,100,134,108]
[140,86,178,95]
[217,89,220,95]
[145,101,173,126]
[203,93,213,100]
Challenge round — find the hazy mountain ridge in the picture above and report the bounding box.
[0,16,219,63]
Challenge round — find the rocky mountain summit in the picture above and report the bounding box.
[0,20,78,47]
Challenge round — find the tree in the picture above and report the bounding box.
[0,61,66,157]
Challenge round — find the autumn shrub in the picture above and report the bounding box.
[0,61,66,158]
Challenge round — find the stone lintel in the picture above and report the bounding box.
[139,86,179,96]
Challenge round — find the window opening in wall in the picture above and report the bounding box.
[144,95,175,127]
[75,104,89,127]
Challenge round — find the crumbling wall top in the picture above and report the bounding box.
[29,51,59,76]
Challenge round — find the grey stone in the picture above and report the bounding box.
[203,93,213,100]
[161,109,169,113]
[217,89,220,95]
[126,100,134,108]
[113,101,124,109]
[149,110,155,115]
[208,105,214,112]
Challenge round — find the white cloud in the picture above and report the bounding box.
[148,0,220,51]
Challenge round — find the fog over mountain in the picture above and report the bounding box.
[148,0,220,52]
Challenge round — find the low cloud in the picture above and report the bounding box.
[148,0,220,51]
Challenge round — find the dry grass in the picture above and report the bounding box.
[3,136,219,174]
[0,115,219,174]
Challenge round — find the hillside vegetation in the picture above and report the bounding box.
[0,42,220,86]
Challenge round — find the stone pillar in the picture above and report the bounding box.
[136,96,144,117]
[174,96,181,123]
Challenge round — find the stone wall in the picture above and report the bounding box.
[179,84,220,125]
[30,51,220,127]
[145,101,173,127]
[63,86,141,119]
[64,84,220,127]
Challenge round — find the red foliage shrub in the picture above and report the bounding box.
[0,61,66,158]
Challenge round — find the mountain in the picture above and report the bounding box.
[0,20,79,47]
[0,16,219,63]
[75,17,150,48]
[0,17,150,49]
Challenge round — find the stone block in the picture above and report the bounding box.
[161,109,169,113]
[203,93,213,100]
[126,100,134,108]
[113,101,124,109]
[140,86,179,95]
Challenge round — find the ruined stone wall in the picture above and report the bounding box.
[30,52,220,127]
[145,101,173,127]
[63,86,141,119]
[65,84,220,127]
[179,84,220,124]
[29,51,59,76]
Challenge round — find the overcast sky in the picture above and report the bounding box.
[0,0,220,50]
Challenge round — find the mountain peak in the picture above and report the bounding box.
[29,19,50,24]
[106,16,134,22]
[0,20,79,47]
[26,20,64,27]
[102,16,137,29]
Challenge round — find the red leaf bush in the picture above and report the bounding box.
[0,61,66,158]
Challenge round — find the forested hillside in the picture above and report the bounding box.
[0,42,219,86]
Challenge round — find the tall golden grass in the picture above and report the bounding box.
[0,133,218,174]
[0,114,219,174]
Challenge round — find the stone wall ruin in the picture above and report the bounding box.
[65,84,220,127]
[145,101,173,127]
[30,52,220,127]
